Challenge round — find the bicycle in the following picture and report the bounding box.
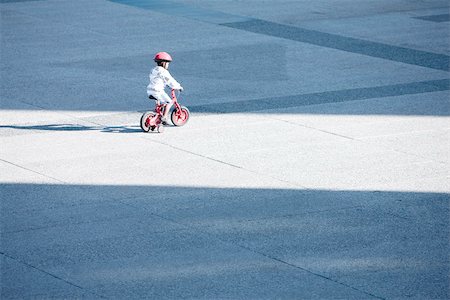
[140,89,190,133]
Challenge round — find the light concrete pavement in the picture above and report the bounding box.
[1,0,449,298]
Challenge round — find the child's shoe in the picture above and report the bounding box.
[161,117,169,125]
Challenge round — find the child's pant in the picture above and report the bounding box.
[149,91,172,104]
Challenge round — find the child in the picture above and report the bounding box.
[147,52,183,124]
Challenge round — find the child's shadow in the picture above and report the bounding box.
[0,124,142,134]
[101,126,142,133]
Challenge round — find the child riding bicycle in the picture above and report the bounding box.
[147,52,183,124]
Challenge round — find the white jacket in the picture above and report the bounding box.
[147,66,182,95]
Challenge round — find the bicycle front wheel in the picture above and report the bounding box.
[171,106,190,126]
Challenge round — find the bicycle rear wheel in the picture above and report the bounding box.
[140,111,156,132]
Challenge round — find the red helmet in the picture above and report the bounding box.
[154,52,172,62]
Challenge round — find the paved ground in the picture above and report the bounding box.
[1,0,449,299]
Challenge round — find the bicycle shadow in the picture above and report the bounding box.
[0,124,143,134]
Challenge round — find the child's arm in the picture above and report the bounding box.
[161,68,183,90]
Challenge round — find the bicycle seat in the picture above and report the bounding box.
[149,95,157,100]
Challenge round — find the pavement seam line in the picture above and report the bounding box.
[361,140,450,165]
[120,200,384,299]
[29,111,308,189]
[271,117,356,140]
[0,252,108,299]
[231,244,386,300]
[270,117,450,165]
[139,136,309,189]
[0,158,67,183]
